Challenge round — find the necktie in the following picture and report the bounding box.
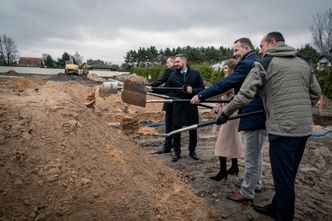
[181,71,186,82]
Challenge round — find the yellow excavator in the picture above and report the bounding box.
[65,56,79,75]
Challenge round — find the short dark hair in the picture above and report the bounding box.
[265,32,285,43]
[234,38,254,50]
[175,54,187,61]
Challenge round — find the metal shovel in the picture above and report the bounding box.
[123,79,184,93]
[100,80,184,96]
[121,88,230,107]
[160,110,264,137]
[146,92,216,109]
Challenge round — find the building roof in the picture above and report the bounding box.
[210,61,225,70]
[19,57,43,67]
[87,59,111,69]
[318,54,332,63]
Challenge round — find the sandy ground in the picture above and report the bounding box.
[0,73,331,221]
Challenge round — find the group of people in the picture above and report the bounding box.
[147,31,322,221]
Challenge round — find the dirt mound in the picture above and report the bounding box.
[4,77,40,89]
[0,79,218,220]
[46,73,99,86]
[87,73,106,82]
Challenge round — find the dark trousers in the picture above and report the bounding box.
[268,134,309,221]
[173,126,197,154]
[163,110,173,150]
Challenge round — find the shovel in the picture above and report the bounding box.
[121,89,230,108]
[100,80,184,96]
[161,110,264,137]
[122,80,230,107]
[123,79,184,93]
[146,92,216,109]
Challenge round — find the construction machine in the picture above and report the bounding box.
[65,56,79,75]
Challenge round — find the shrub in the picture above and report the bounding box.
[129,63,224,84]
[316,67,332,99]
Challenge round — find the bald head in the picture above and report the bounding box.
[166,56,175,68]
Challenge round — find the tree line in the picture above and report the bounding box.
[124,46,233,66]
[42,52,83,68]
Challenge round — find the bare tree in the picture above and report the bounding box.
[310,8,332,56]
[0,35,19,65]
[72,51,83,65]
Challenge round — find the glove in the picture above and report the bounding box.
[216,112,229,125]
[145,86,153,92]
[182,84,190,93]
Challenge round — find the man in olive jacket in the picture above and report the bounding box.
[219,32,321,221]
[165,54,205,162]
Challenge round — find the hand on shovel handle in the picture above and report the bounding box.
[162,110,264,137]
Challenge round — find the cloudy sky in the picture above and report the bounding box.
[1,0,331,64]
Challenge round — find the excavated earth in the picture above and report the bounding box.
[0,73,331,221]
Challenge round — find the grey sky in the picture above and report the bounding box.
[1,0,331,64]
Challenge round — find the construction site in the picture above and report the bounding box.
[0,72,331,221]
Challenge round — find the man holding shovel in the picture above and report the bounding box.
[217,32,321,221]
[191,38,266,202]
[146,57,176,154]
[164,54,205,162]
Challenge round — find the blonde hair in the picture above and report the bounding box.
[223,58,237,70]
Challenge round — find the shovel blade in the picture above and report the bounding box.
[123,80,147,94]
[121,89,146,107]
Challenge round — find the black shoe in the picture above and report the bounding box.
[254,186,264,193]
[155,148,171,154]
[172,153,180,162]
[227,166,239,176]
[189,152,199,160]
[253,204,275,218]
[210,171,227,181]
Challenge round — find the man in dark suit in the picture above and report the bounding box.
[147,57,176,154]
[165,54,205,162]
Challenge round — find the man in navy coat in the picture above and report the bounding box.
[192,38,266,202]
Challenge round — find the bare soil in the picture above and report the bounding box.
[0,73,331,221]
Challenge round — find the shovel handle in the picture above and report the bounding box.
[198,110,264,127]
[146,93,215,109]
[165,110,264,137]
[151,87,183,90]
[146,99,230,103]
[146,92,170,99]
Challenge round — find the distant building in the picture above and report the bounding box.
[317,54,332,71]
[210,61,225,71]
[19,57,43,67]
[87,59,111,70]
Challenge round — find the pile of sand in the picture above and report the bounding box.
[0,78,218,220]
